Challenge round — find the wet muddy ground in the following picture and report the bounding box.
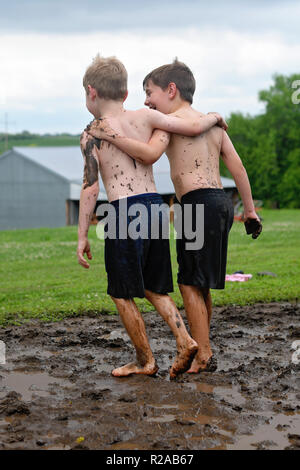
[0,302,299,450]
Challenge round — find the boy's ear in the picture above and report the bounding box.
[167,82,177,100]
[123,90,128,102]
[88,85,97,100]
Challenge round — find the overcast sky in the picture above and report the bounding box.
[0,0,299,134]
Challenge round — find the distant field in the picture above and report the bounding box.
[0,134,80,155]
[0,209,299,325]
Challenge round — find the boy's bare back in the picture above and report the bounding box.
[167,107,223,200]
[94,109,163,202]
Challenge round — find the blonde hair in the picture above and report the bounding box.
[83,54,128,100]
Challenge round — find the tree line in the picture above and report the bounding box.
[223,73,300,208]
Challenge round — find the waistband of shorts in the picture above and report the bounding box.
[110,192,162,207]
[180,188,226,203]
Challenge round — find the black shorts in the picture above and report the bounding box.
[104,193,173,299]
[176,188,234,289]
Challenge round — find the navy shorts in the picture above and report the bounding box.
[176,188,234,289]
[104,193,173,299]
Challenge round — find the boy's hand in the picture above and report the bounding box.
[208,112,228,131]
[77,239,92,268]
[85,118,117,140]
[244,213,263,239]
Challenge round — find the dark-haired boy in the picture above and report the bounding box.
[87,60,262,373]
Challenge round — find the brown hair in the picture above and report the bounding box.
[143,59,196,104]
[83,54,128,100]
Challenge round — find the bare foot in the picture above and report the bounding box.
[112,361,158,377]
[187,355,217,373]
[169,339,198,379]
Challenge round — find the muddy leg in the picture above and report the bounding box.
[111,297,158,377]
[179,284,213,373]
[144,290,198,379]
[202,288,212,328]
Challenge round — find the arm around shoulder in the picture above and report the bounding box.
[147,109,227,136]
[86,112,169,165]
[130,129,170,164]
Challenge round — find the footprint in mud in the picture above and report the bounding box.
[0,391,30,417]
[96,330,130,348]
[0,370,72,402]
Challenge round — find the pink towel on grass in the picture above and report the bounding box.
[225,274,253,282]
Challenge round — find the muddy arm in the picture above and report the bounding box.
[77,132,100,268]
[147,109,227,136]
[221,131,262,238]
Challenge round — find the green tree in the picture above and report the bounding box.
[279,149,300,208]
[225,73,300,208]
[259,73,300,176]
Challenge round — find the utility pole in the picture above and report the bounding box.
[1,113,16,152]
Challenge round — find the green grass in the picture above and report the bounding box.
[0,209,299,325]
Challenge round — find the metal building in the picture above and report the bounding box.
[0,146,236,230]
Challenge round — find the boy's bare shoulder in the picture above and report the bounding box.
[127,108,150,118]
[124,107,152,125]
[169,107,205,119]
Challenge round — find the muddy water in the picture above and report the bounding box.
[0,303,299,450]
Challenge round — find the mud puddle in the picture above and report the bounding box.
[0,302,299,450]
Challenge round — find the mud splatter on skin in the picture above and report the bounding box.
[82,137,101,189]
[136,348,151,367]
[195,159,200,169]
[127,183,134,192]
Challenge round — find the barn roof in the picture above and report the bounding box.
[7,146,235,200]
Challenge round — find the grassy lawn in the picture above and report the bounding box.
[0,209,299,325]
